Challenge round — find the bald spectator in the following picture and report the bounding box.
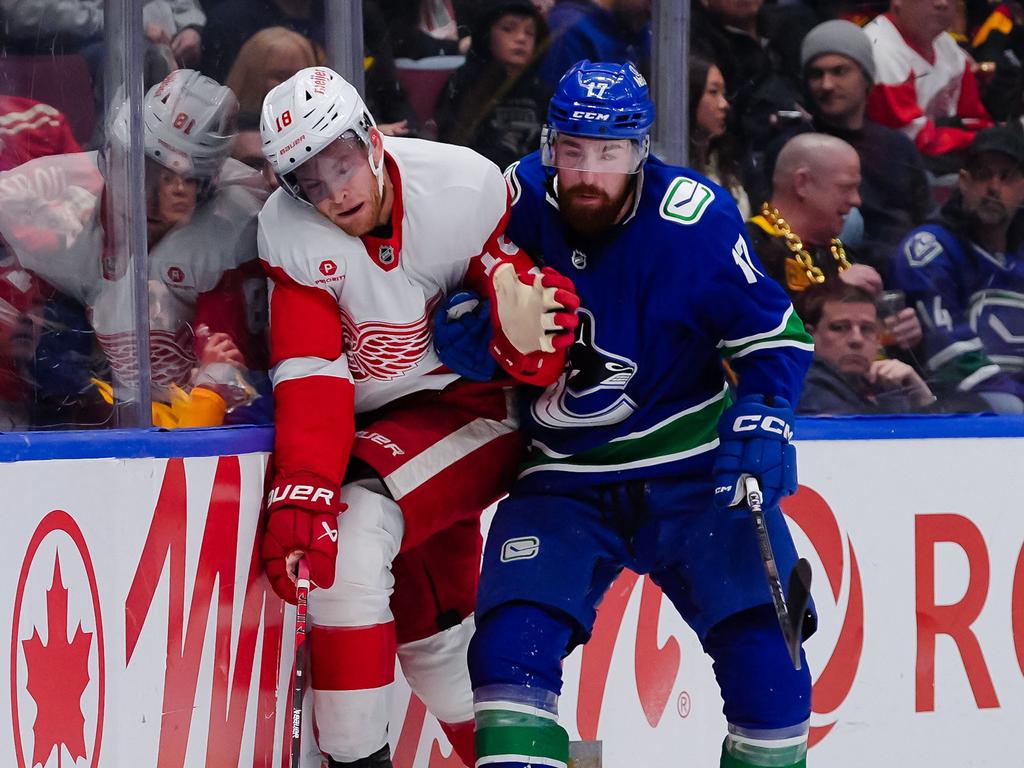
[865,0,993,171]
[747,133,924,351]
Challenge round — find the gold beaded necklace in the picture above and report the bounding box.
[759,202,851,285]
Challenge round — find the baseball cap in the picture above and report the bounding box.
[967,126,1024,167]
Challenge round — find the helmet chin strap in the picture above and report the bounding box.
[365,121,385,198]
[369,143,385,197]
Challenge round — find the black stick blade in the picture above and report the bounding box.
[785,558,813,670]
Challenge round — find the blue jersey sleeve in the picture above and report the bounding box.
[503,159,545,260]
[689,200,814,405]
[890,227,1010,394]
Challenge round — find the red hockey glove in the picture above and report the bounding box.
[261,473,345,604]
[489,266,579,385]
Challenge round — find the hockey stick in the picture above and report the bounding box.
[291,558,311,767]
[743,476,813,671]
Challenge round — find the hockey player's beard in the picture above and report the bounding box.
[559,183,633,237]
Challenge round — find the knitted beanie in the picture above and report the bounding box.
[800,20,876,83]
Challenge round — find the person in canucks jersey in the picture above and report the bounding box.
[460,60,817,768]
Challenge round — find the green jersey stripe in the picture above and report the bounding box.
[719,307,813,360]
[520,393,726,476]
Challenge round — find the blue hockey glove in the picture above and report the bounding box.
[712,395,797,509]
[433,290,498,382]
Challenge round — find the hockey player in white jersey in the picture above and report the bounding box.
[0,69,268,426]
[256,66,579,767]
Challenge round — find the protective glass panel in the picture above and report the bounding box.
[0,14,135,428]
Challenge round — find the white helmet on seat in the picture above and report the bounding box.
[141,69,238,180]
[260,66,382,205]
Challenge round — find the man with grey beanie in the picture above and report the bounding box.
[799,18,932,277]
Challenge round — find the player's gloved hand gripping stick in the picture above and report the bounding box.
[713,395,812,669]
[291,558,310,767]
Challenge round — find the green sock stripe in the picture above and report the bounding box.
[476,720,569,764]
[721,738,807,768]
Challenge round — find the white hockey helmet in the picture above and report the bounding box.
[130,69,239,180]
[260,66,382,205]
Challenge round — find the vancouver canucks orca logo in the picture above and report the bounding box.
[532,309,639,428]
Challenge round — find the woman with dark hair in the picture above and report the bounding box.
[688,53,751,217]
[435,0,552,170]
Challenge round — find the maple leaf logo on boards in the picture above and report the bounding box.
[22,553,92,767]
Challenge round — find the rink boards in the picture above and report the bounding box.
[1,420,1023,767]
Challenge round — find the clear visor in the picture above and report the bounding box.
[541,127,647,174]
[285,133,369,206]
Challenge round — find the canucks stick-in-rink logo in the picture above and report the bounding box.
[532,309,638,428]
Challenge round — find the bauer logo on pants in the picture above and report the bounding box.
[501,536,540,562]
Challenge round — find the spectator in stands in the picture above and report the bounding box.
[890,126,1024,409]
[797,283,938,414]
[749,132,924,350]
[436,0,551,171]
[799,19,931,273]
[690,0,816,158]
[544,0,595,36]
[380,0,472,59]
[200,0,324,82]
[970,1,1024,120]
[2,0,204,54]
[225,26,323,115]
[0,70,271,428]
[363,0,416,132]
[538,0,651,86]
[865,0,993,173]
[230,112,278,192]
[688,53,750,218]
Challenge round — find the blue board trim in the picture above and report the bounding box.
[0,416,1022,463]
[0,425,274,462]
[795,414,1024,440]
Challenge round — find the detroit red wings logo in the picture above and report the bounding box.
[341,294,441,382]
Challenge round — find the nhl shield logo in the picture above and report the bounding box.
[571,249,587,270]
[379,245,395,265]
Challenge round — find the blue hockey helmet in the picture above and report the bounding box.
[542,60,655,174]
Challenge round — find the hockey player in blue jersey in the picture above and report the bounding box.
[447,60,817,768]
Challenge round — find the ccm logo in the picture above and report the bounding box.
[733,414,793,440]
[267,484,335,506]
[572,111,610,121]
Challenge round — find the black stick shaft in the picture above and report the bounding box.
[291,559,311,767]
[744,477,802,670]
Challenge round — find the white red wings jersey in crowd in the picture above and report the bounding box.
[258,135,517,415]
[257,135,527,497]
[0,152,268,393]
[865,13,992,156]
